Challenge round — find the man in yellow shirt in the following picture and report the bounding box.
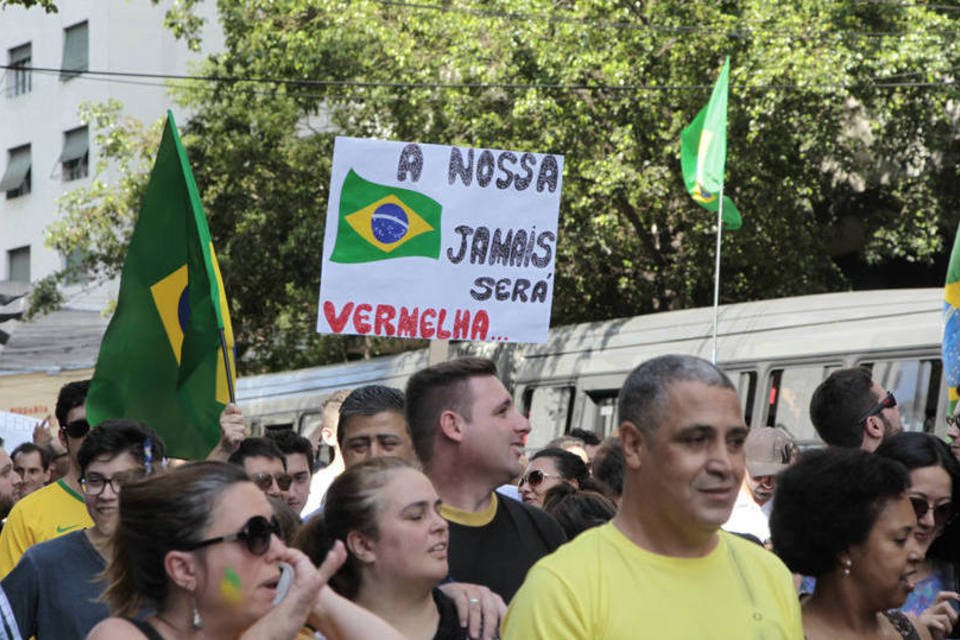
[503,355,803,639]
[0,380,93,577]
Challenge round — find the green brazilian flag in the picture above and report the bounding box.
[330,169,442,263]
[86,111,236,460]
[680,56,742,231]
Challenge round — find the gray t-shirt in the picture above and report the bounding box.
[0,529,107,639]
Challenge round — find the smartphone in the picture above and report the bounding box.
[273,562,294,604]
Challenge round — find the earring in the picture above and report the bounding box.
[842,558,852,576]
[191,601,203,630]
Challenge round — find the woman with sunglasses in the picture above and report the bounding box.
[87,461,405,640]
[877,432,960,635]
[771,447,930,640]
[518,447,593,508]
[296,457,498,640]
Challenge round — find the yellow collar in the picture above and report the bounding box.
[439,493,499,527]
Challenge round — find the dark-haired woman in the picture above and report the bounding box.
[518,447,592,507]
[877,432,960,636]
[296,457,502,640]
[771,447,931,640]
[542,483,616,539]
[87,461,404,640]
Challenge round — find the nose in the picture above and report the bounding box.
[515,412,531,436]
[949,425,960,440]
[429,510,448,534]
[706,439,735,476]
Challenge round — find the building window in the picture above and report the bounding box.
[61,21,88,81]
[0,145,31,199]
[60,126,89,181]
[7,43,31,97]
[8,246,30,283]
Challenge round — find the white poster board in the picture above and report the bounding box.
[0,410,36,453]
[317,137,564,344]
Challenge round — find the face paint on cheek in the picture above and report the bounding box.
[220,568,243,604]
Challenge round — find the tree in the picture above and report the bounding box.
[38,0,960,372]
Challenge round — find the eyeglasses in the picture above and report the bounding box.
[909,496,954,529]
[62,418,90,439]
[946,414,960,428]
[182,515,281,556]
[251,471,292,492]
[518,469,560,488]
[80,468,146,496]
[855,391,897,425]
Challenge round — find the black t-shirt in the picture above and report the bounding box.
[432,587,468,640]
[442,493,566,602]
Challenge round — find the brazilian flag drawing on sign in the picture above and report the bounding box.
[330,169,442,263]
[86,111,236,461]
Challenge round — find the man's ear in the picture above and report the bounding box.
[863,415,884,442]
[346,530,376,564]
[619,421,648,471]
[165,550,201,593]
[57,428,68,450]
[438,410,465,443]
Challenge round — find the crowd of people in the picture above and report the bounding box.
[0,354,957,638]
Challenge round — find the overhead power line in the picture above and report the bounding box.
[2,65,958,95]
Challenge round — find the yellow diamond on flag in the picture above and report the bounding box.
[344,195,435,253]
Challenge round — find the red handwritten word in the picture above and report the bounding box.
[9,406,48,415]
[323,301,490,340]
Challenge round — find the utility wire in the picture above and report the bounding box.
[3,65,959,94]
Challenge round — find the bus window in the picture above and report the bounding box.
[863,359,942,433]
[766,365,839,444]
[524,386,574,451]
[299,411,324,438]
[729,371,757,426]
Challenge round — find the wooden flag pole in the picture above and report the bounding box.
[711,188,724,365]
[219,328,236,403]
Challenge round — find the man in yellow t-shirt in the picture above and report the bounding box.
[0,380,93,577]
[503,355,803,639]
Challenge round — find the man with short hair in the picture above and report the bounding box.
[11,443,50,499]
[0,420,164,638]
[503,355,802,638]
[0,447,21,526]
[228,437,291,501]
[337,385,416,468]
[266,429,314,514]
[0,380,94,577]
[406,357,565,602]
[809,367,902,451]
[302,389,351,515]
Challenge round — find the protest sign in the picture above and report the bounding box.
[317,137,564,344]
[0,410,36,453]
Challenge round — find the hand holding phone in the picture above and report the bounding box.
[273,562,294,605]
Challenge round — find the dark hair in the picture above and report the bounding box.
[102,462,250,617]
[11,442,50,471]
[876,432,960,565]
[809,367,876,447]
[569,429,601,447]
[267,429,315,472]
[531,448,590,485]
[618,355,734,437]
[268,495,302,546]
[77,419,166,475]
[770,447,909,577]
[55,379,89,428]
[337,385,406,450]
[542,484,616,539]
[405,357,498,465]
[294,457,411,599]
[227,437,286,469]
[591,437,625,498]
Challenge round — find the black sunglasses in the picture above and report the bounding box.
[182,515,281,556]
[251,472,293,492]
[855,391,897,425]
[62,418,90,439]
[910,497,954,529]
[518,469,560,488]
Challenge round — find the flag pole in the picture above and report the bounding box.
[218,328,236,403]
[711,188,724,365]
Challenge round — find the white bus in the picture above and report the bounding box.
[239,287,948,448]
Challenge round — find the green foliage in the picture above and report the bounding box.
[40,0,960,371]
[0,0,57,12]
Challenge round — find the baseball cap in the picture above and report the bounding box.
[744,427,798,477]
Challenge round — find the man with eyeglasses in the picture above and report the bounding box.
[945,405,960,461]
[227,437,292,502]
[0,379,94,578]
[266,429,315,516]
[0,419,164,639]
[503,355,802,639]
[810,367,902,452]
